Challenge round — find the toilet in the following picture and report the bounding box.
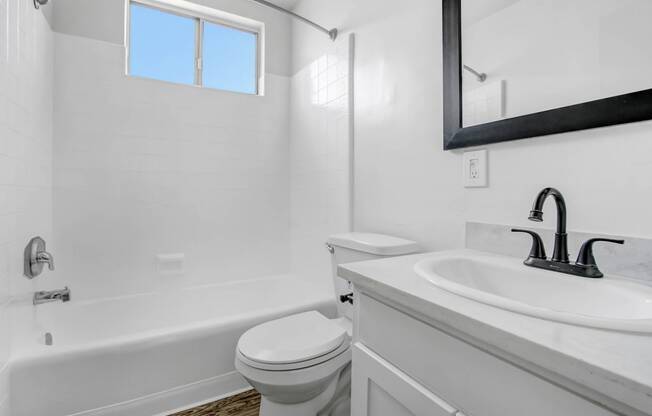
[235,233,420,416]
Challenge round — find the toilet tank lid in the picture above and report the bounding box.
[327,233,419,256]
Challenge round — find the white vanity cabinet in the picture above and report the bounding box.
[352,343,459,416]
[352,293,621,416]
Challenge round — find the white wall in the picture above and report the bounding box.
[289,26,351,287]
[460,0,652,243]
[464,122,652,241]
[293,0,465,252]
[293,0,652,255]
[0,1,53,414]
[49,1,293,301]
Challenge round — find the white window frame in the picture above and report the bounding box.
[124,0,265,95]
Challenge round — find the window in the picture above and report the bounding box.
[129,4,196,85]
[128,1,260,95]
[202,21,258,95]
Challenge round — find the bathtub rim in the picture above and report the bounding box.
[10,274,335,363]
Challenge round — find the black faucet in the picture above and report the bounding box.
[512,188,624,278]
[528,187,568,263]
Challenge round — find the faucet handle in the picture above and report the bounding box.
[576,238,624,267]
[511,229,547,260]
[36,251,55,271]
[24,236,55,279]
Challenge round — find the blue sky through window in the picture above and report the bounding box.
[202,22,258,94]
[129,2,259,94]
[129,3,196,85]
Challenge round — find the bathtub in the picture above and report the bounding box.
[9,275,335,416]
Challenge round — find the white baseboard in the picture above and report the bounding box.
[69,372,250,416]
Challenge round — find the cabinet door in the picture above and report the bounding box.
[357,294,621,416]
[351,343,459,416]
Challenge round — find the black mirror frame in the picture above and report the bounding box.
[443,0,652,150]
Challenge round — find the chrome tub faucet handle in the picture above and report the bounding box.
[24,236,55,279]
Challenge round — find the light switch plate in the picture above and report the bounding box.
[463,149,488,188]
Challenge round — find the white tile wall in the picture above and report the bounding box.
[292,0,466,254]
[0,1,54,413]
[0,399,8,416]
[51,33,291,301]
[289,36,351,287]
[0,312,8,414]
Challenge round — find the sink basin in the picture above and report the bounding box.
[414,252,652,333]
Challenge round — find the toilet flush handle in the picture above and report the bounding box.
[339,293,353,304]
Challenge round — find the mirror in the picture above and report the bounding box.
[462,0,652,127]
[443,0,652,150]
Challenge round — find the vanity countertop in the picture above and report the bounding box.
[338,249,652,416]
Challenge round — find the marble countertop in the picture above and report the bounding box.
[338,249,652,416]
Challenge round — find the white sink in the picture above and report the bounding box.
[414,252,652,333]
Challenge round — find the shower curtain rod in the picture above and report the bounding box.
[248,0,338,40]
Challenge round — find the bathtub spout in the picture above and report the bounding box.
[34,287,71,305]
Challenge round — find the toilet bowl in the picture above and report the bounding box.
[235,312,352,416]
[234,233,419,416]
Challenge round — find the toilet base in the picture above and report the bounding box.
[259,364,351,416]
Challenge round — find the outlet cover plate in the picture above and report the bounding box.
[463,149,488,188]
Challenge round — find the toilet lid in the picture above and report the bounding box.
[238,311,347,365]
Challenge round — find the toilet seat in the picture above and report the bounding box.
[235,343,352,390]
[237,340,350,371]
[237,311,349,371]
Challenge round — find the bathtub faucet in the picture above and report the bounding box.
[34,287,71,305]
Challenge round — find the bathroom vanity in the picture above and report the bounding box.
[339,250,652,416]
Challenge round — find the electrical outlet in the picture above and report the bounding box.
[463,150,488,188]
[469,158,480,179]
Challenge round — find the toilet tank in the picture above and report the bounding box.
[326,233,420,320]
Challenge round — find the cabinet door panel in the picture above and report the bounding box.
[352,343,458,416]
[368,382,414,416]
[357,294,618,416]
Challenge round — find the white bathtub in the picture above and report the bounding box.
[9,275,335,416]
